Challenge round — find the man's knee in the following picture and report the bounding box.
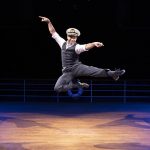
[54,85,61,92]
[54,85,67,93]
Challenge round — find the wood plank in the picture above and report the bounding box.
[0,103,150,150]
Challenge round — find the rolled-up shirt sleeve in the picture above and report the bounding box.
[52,32,66,49]
[75,44,88,54]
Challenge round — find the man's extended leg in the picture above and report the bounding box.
[72,64,125,81]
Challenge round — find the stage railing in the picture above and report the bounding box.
[0,79,150,103]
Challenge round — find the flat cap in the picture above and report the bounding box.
[66,28,81,37]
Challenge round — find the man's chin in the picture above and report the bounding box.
[69,42,75,45]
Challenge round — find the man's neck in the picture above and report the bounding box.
[67,41,76,46]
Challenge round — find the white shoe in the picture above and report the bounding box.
[78,81,89,88]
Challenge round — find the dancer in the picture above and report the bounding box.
[39,16,125,93]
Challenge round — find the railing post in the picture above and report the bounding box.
[57,92,59,103]
[123,80,126,104]
[90,80,93,103]
[24,80,26,103]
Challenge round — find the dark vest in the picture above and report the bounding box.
[61,42,80,68]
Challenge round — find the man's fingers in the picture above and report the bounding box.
[100,43,104,46]
[39,16,46,22]
[39,16,44,18]
[94,42,104,47]
[39,16,46,21]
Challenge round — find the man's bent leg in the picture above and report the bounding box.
[54,73,73,93]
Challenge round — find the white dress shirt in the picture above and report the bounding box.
[52,32,88,54]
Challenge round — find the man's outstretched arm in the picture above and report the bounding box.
[85,42,104,50]
[39,16,56,35]
[75,42,104,54]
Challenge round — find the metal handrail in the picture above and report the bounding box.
[0,79,150,103]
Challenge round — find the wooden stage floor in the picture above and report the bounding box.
[0,102,150,150]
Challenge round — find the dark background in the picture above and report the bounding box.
[0,0,150,80]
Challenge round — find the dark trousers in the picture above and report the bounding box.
[54,64,109,92]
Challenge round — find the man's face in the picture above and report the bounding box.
[67,35,77,45]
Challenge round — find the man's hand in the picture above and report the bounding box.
[39,16,50,24]
[94,42,104,47]
[39,16,56,35]
[85,42,104,50]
